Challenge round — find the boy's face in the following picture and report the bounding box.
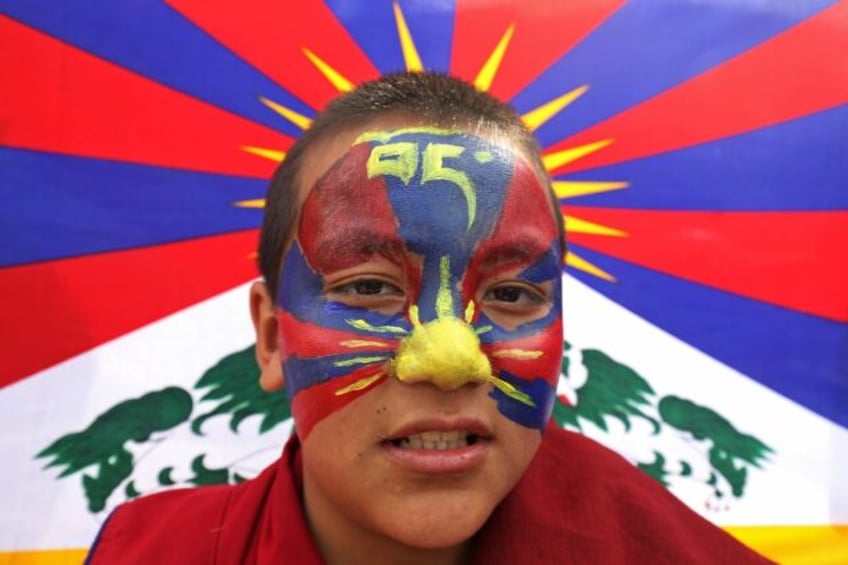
[276,123,562,549]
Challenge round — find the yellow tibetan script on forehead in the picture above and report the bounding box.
[360,128,494,231]
[354,126,462,145]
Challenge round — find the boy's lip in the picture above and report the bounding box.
[380,417,492,474]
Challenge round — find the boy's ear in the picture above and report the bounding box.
[249,281,285,392]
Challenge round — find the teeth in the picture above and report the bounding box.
[398,430,473,450]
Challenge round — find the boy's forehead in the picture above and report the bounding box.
[295,120,543,205]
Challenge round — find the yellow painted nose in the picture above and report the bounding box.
[388,316,491,390]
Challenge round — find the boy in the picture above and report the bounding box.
[87,72,770,563]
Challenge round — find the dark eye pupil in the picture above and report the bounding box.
[493,287,521,302]
[354,280,384,295]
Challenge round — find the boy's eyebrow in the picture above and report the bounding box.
[310,227,408,271]
[477,236,553,268]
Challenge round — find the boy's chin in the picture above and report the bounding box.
[369,492,495,550]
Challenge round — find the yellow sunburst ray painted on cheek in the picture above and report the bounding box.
[233,199,266,209]
[491,349,543,360]
[565,251,617,282]
[565,216,627,237]
[335,372,386,396]
[552,180,629,199]
[542,139,613,172]
[341,340,392,348]
[303,48,355,92]
[408,304,422,328]
[393,2,423,72]
[333,355,391,368]
[346,319,409,334]
[259,96,312,130]
[521,85,589,132]
[242,145,286,162]
[464,300,476,323]
[474,23,515,92]
[487,375,535,406]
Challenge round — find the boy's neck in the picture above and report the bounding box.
[315,533,471,565]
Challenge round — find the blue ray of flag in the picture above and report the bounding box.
[558,105,848,211]
[567,244,848,429]
[512,0,838,147]
[0,148,265,267]
[324,0,455,73]
[0,0,312,138]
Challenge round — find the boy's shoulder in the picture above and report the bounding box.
[475,425,772,563]
[85,436,322,564]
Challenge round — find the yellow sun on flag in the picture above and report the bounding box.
[237,1,628,282]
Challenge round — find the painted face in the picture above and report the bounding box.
[277,128,563,439]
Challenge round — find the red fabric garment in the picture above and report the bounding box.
[87,426,771,564]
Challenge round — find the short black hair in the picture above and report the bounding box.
[258,71,563,298]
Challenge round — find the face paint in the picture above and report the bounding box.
[277,128,563,438]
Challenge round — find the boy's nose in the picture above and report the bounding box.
[387,315,492,390]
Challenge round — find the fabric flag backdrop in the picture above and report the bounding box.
[1,0,846,562]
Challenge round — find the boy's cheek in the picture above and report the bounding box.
[275,244,410,438]
[485,315,563,385]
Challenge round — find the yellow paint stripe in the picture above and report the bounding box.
[259,96,312,130]
[303,48,355,92]
[521,85,588,131]
[491,349,543,359]
[464,300,476,323]
[241,145,286,162]
[393,2,423,72]
[723,525,848,565]
[233,199,266,209]
[488,375,535,406]
[335,372,385,396]
[474,24,515,92]
[341,340,391,348]
[542,139,612,172]
[435,256,453,318]
[552,180,629,200]
[346,319,408,334]
[565,251,616,282]
[333,355,389,368]
[0,549,88,564]
[565,216,627,237]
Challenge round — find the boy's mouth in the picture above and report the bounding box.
[382,417,492,473]
[390,430,480,450]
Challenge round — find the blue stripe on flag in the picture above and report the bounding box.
[512,0,838,145]
[325,0,456,73]
[558,105,848,211]
[0,148,264,266]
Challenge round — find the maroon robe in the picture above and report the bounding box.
[87,425,771,563]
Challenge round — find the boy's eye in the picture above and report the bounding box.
[484,284,544,305]
[326,276,406,314]
[479,280,552,329]
[336,279,403,296]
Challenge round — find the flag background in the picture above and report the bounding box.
[1,1,846,563]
